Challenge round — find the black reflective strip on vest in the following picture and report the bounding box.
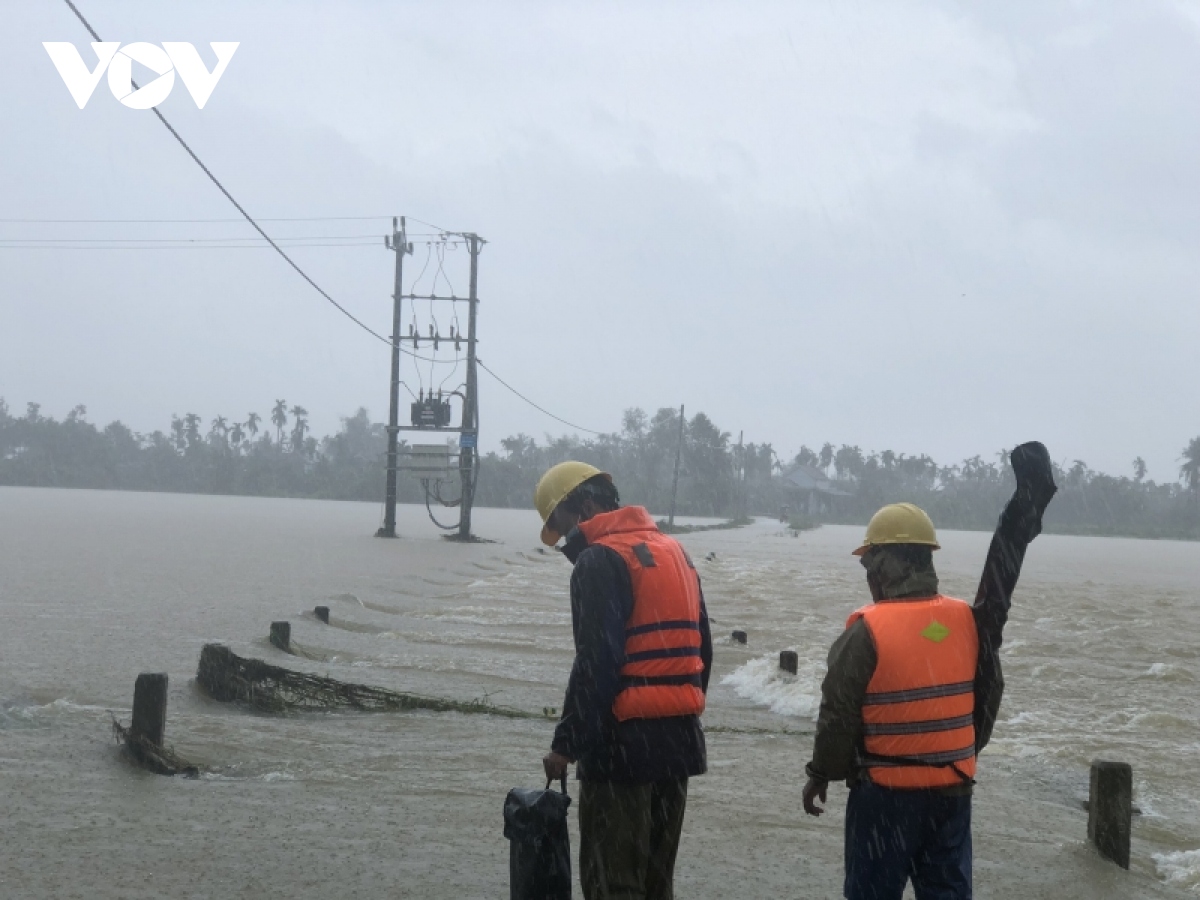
[862,680,974,706]
[619,673,704,688]
[632,543,656,567]
[624,646,703,663]
[625,619,700,637]
[861,744,976,767]
[862,713,975,737]
[681,549,696,569]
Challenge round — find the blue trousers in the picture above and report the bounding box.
[844,782,972,900]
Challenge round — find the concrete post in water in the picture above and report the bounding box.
[779,650,798,675]
[270,621,291,652]
[314,606,330,624]
[131,672,168,749]
[731,630,747,645]
[1089,760,1132,869]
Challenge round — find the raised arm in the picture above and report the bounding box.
[973,441,1057,749]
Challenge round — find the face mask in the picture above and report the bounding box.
[559,526,586,564]
[861,547,939,600]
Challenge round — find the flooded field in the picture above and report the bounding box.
[2,486,1198,898]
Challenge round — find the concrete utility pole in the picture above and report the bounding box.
[456,234,482,540]
[376,216,409,539]
[668,404,685,529]
[736,429,745,519]
[376,220,483,540]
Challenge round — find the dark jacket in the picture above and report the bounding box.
[551,516,712,783]
[806,469,1055,792]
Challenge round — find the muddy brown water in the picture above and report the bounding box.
[2,486,1198,898]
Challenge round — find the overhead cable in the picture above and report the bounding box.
[0,234,389,243]
[0,217,440,228]
[60,0,592,441]
[61,0,393,348]
[0,242,381,250]
[476,359,603,436]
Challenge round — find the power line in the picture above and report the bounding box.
[0,234,389,243]
[58,1,591,445]
[61,0,393,348]
[476,359,603,435]
[0,216,405,224]
[0,242,381,250]
[0,237,467,249]
[406,215,455,234]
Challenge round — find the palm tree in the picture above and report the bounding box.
[183,413,202,450]
[1180,437,1200,492]
[819,442,834,474]
[290,405,309,453]
[271,400,288,446]
[210,416,229,454]
[1133,457,1147,482]
[230,421,245,452]
[246,412,261,439]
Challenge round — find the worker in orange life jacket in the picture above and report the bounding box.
[802,442,1056,900]
[535,461,712,900]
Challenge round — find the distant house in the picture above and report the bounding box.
[781,464,852,516]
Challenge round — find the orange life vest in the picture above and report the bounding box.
[578,507,706,722]
[847,595,978,789]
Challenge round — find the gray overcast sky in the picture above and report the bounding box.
[4,1,1198,480]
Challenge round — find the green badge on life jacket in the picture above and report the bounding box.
[921,620,950,643]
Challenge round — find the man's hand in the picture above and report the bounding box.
[542,750,572,782]
[802,777,828,816]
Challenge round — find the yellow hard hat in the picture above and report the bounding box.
[534,461,610,546]
[853,502,940,556]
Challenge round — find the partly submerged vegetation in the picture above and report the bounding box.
[197,644,541,718]
[787,514,822,534]
[3,398,1200,541]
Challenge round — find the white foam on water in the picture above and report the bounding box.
[418,605,569,627]
[9,698,115,718]
[202,771,297,784]
[1147,662,1169,676]
[1136,792,1165,819]
[1153,849,1200,891]
[721,654,821,719]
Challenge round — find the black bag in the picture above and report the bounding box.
[503,776,572,900]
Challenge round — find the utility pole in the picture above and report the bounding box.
[455,233,482,541]
[376,216,408,538]
[736,429,744,520]
[668,403,685,529]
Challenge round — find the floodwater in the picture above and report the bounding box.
[1,486,1198,898]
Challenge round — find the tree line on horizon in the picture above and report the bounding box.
[2,397,1199,540]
